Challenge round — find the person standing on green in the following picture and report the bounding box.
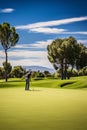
[25,70,32,90]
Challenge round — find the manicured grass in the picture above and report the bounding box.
[0,76,87,130]
[0,76,87,89]
[0,87,87,130]
[32,76,87,89]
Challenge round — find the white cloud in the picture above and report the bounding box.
[15,16,87,34]
[8,58,53,68]
[0,49,53,68]
[59,31,87,35]
[16,16,87,30]
[14,39,53,49]
[29,39,53,48]
[30,27,67,34]
[74,32,87,35]
[13,44,28,49]
[0,8,14,13]
[30,28,87,35]
[0,50,5,66]
[77,40,87,44]
[8,50,46,58]
[0,50,5,57]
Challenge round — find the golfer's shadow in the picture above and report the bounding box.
[25,89,42,92]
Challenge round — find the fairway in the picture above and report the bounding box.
[0,87,87,130]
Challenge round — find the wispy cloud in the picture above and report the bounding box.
[77,40,87,44]
[60,31,87,35]
[77,39,87,47]
[13,44,26,49]
[8,50,47,58]
[8,58,53,68]
[30,27,67,34]
[0,8,14,13]
[16,16,87,29]
[14,39,53,49]
[29,28,87,35]
[73,32,87,35]
[15,16,87,34]
[28,39,53,49]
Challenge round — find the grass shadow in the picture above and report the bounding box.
[60,81,76,87]
[25,88,42,92]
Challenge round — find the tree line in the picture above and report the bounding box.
[0,62,52,79]
[0,61,87,80]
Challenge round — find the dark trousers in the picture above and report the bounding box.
[25,79,30,90]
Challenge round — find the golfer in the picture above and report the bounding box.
[25,70,32,90]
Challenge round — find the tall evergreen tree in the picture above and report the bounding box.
[47,37,79,79]
[0,23,19,82]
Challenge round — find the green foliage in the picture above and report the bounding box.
[31,71,45,79]
[0,22,19,82]
[35,71,45,79]
[10,66,25,78]
[67,69,78,77]
[31,71,37,78]
[0,23,19,50]
[43,70,51,77]
[47,36,87,80]
[78,67,87,76]
[0,67,5,79]
[47,36,77,79]
[2,61,12,77]
[31,71,54,80]
[76,43,87,70]
[54,69,60,78]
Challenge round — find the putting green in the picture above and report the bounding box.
[0,87,87,130]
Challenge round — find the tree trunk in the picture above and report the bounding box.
[64,61,67,79]
[61,61,64,80]
[5,49,8,82]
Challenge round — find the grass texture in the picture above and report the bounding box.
[0,76,87,89]
[0,76,87,130]
[0,87,87,130]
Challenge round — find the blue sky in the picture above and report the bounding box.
[0,0,87,68]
